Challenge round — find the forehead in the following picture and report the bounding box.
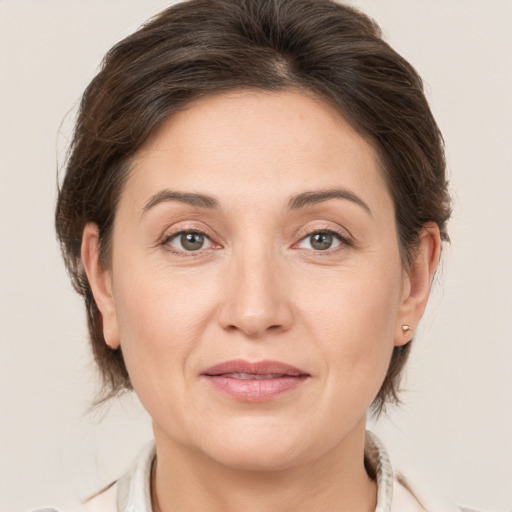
[126,89,390,211]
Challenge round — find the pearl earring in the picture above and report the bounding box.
[401,325,412,335]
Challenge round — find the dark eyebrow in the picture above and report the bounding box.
[141,190,219,215]
[288,189,372,216]
[141,188,370,216]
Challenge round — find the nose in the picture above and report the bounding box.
[217,249,294,338]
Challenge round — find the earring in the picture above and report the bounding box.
[401,325,412,336]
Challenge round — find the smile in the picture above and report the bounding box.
[223,373,288,380]
[201,359,310,402]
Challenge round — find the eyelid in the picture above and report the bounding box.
[166,231,213,250]
[292,225,353,252]
[158,222,222,255]
[156,221,352,256]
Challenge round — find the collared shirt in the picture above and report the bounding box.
[32,432,481,512]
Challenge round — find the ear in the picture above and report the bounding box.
[395,222,441,346]
[81,223,120,349]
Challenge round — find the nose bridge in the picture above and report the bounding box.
[218,240,293,337]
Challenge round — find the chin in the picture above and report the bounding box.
[188,417,326,472]
[198,406,372,474]
[204,440,307,472]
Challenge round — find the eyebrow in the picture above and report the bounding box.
[141,190,219,215]
[141,187,371,216]
[288,189,372,215]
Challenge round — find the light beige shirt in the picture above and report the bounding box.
[32,432,484,512]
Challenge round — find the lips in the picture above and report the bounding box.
[219,372,289,380]
[201,359,310,402]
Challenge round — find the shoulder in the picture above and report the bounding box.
[392,473,457,512]
[28,482,117,512]
[392,472,494,512]
[366,431,492,512]
[30,437,495,512]
[28,441,155,512]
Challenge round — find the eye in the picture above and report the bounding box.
[297,230,346,251]
[164,231,213,252]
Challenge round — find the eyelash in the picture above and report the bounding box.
[160,229,218,257]
[293,227,352,254]
[160,227,352,256]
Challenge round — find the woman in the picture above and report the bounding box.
[34,0,478,510]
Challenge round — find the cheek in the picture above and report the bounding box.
[301,264,401,340]
[111,263,221,395]
[298,265,402,402]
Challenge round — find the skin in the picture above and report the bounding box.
[82,90,440,512]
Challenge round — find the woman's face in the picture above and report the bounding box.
[86,90,424,470]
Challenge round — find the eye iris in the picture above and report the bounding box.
[181,232,204,251]
[310,232,333,250]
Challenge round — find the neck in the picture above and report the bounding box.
[152,421,377,512]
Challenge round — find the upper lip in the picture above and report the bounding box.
[202,359,309,377]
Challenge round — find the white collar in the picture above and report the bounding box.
[115,431,397,512]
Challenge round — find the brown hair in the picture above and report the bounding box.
[56,0,451,413]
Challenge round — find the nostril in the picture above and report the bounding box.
[217,288,294,337]
[223,322,283,338]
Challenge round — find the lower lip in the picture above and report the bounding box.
[203,375,309,402]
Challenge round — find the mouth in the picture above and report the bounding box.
[217,372,294,380]
[201,359,310,402]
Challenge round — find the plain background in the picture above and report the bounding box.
[1,1,511,511]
